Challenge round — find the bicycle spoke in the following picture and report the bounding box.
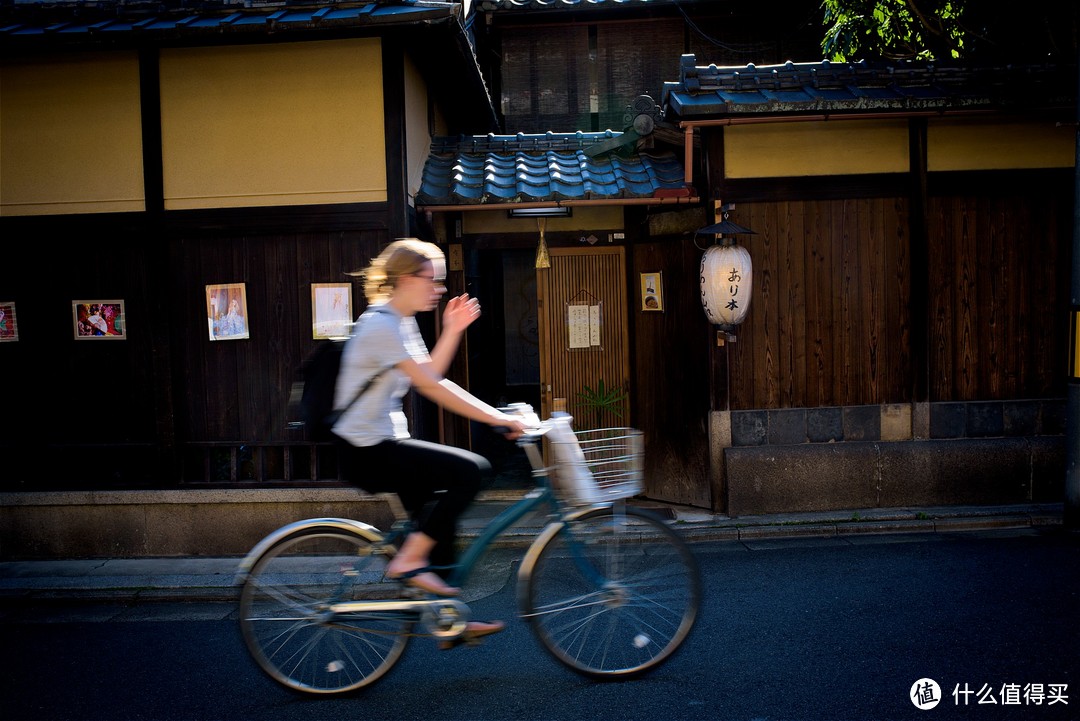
[239,529,412,694]
[525,589,610,616]
[524,506,700,678]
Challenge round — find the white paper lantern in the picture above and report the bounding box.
[700,243,753,328]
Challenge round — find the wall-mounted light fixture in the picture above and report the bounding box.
[509,206,572,218]
[696,204,756,333]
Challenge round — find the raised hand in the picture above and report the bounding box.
[443,294,481,334]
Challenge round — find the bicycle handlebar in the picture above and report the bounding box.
[495,403,555,442]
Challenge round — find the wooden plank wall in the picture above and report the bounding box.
[0,214,388,485]
[172,228,383,444]
[926,193,1069,401]
[631,238,712,507]
[728,198,913,409]
[723,189,1070,411]
[0,215,166,476]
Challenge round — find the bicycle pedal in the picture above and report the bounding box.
[399,584,427,599]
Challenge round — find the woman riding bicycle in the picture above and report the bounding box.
[332,238,527,642]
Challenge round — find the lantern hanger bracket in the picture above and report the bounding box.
[693,206,757,250]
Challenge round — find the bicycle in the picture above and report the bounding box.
[235,407,701,695]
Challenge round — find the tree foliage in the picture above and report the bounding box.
[821,0,1078,63]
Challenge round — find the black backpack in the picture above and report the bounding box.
[287,337,386,441]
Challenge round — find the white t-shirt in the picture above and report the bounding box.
[331,304,431,446]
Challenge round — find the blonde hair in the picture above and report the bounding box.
[360,238,445,304]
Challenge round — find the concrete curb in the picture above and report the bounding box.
[657,502,1066,543]
[0,502,1066,605]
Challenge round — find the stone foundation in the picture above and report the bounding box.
[725,436,1065,517]
[0,488,396,560]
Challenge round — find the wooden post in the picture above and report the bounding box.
[1065,51,1080,529]
[908,117,931,439]
[708,327,732,513]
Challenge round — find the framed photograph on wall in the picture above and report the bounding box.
[0,301,18,342]
[640,272,664,312]
[311,283,353,339]
[73,300,126,340]
[206,283,249,341]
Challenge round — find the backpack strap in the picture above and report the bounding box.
[331,304,393,420]
[335,366,387,416]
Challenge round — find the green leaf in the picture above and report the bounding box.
[574,378,627,419]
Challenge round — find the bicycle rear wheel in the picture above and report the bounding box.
[521,504,700,678]
[239,527,412,694]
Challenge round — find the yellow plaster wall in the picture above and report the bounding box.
[1,53,145,216]
[724,120,910,178]
[927,117,1075,171]
[462,206,624,234]
[404,54,432,209]
[159,39,386,210]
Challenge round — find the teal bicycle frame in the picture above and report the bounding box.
[236,429,627,623]
[446,438,560,589]
[237,420,699,690]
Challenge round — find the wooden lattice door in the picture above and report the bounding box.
[536,246,630,428]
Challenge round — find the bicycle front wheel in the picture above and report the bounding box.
[521,504,700,679]
[239,527,412,694]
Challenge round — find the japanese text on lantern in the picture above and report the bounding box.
[725,266,742,312]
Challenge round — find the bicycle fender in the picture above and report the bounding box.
[515,505,603,618]
[234,517,384,583]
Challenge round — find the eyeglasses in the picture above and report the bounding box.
[410,272,446,288]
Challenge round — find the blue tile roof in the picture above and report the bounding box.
[0,1,459,42]
[475,0,682,10]
[662,56,1077,119]
[416,132,690,206]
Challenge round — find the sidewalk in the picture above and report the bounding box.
[0,501,1066,605]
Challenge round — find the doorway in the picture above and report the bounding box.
[467,248,542,487]
[466,245,631,488]
[537,246,630,427]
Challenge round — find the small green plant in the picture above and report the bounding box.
[574,378,627,429]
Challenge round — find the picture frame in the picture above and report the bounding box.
[311,283,353,339]
[640,272,664,312]
[73,300,126,340]
[206,283,249,341]
[0,301,18,342]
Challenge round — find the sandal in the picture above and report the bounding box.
[387,566,461,597]
[438,620,506,650]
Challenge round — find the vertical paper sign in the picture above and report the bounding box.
[568,305,591,349]
[566,290,602,351]
[567,302,601,350]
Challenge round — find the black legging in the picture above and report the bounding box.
[338,437,491,575]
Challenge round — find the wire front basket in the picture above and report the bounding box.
[549,427,644,506]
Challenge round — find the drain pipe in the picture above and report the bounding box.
[1066,54,1080,529]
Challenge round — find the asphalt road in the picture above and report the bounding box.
[2,528,1077,721]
